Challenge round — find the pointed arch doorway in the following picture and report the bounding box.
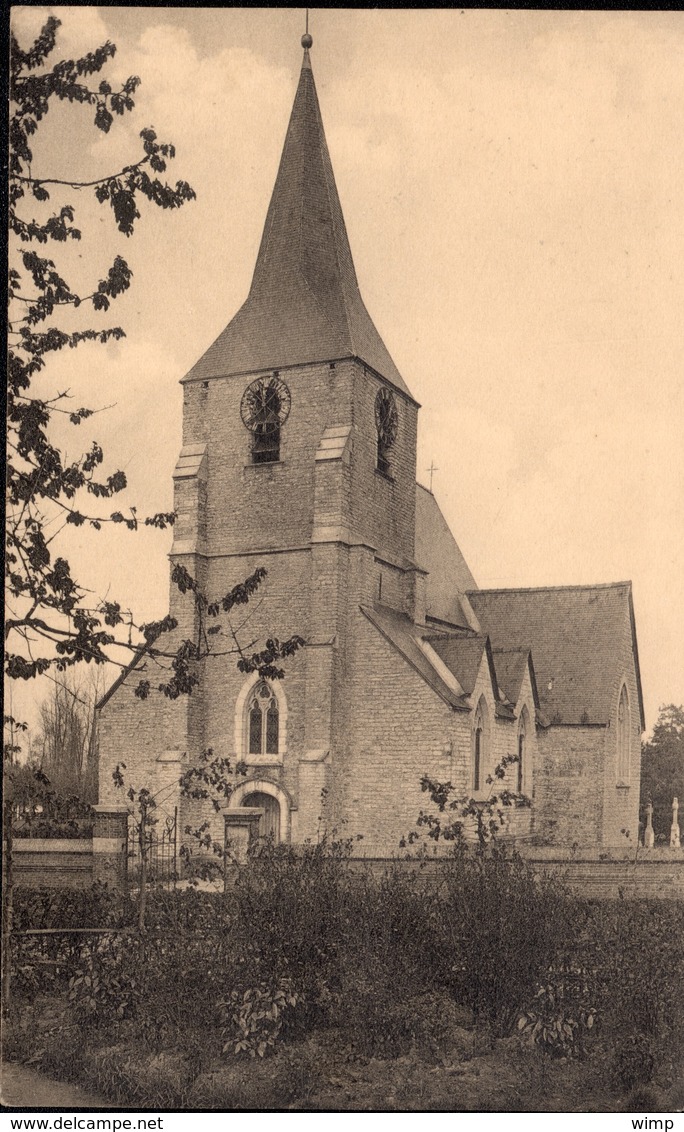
[242,790,281,842]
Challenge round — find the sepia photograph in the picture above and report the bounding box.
[4,5,684,1118]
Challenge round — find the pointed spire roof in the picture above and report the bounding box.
[184,45,412,399]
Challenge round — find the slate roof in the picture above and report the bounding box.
[361,604,470,711]
[183,49,412,400]
[428,634,492,697]
[415,485,479,630]
[490,648,538,710]
[362,604,521,721]
[96,644,150,711]
[468,583,645,728]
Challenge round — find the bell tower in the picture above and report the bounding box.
[167,33,421,840]
[171,33,420,600]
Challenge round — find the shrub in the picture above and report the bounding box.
[221,978,299,1058]
[336,987,473,1061]
[578,900,684,1090]
[228,836,358,1029]
[611,1034,656,1092]
[518,975,597,1058]
[12,882,132,930]
[432,845,576,1035]
[10,853,683,1105]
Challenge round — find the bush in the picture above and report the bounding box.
[432,845,576,1036]
[12,882,132,930]
[228,836,358,1031]
[9,850,683,1108]
[518,975,597,1058]
[579,900,684,1091]
[612,1034,656,1092]
[220,978,299,1058]
[336,988,474,1061]
[10,885,133,998]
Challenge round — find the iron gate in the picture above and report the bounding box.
[127,806,178,885]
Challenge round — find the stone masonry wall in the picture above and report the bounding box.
[97,675,189,827]
[348,367,418,573]
[336,607,472,856]
[534,726,605,846]
[183,362,356,558]
[181,359,418,600]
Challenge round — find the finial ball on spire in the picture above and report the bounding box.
[301,32,313,49]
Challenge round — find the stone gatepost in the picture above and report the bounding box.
[671,797,681,848]
[224,807,263,881]
[92,805,129,888]
[643,801,655,849]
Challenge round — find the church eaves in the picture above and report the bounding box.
[183,45,413,400]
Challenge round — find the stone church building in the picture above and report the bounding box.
[97,39,644,857]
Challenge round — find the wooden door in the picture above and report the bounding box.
[242,791,281,842]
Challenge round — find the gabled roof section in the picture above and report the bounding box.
[415,485,479,631]
[96,644,149,711]
[490,648,540,711]
[428,634,491,698]
[184,48,412,399]
[468,583,645,728]
[361,604,470,711]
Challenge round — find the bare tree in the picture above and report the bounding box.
[30,670,104,800]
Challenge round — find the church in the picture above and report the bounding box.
[96,35,644,857]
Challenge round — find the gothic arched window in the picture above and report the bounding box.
[247,681,280,757]
[517,713,526,794]
[617,684,630,783]
[473,699,487,793]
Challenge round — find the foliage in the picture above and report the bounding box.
[435,845,576,1036]
[221,979,299,1059]
[518,975,597,1058]
[68,933,143,1024]
[611,1034,656,1093]
[640,704,684,841]
[9,884,134,1001]
[586,899,684,1091]
[229,835,360,1031]
[139,564,305,701]
[7,873,684,1106]
[403,752,531,852]
[12,882,132,931]
[7,16,194,682]
[12,787,93,839]
[5,713,94,838]
[6,17,305,699]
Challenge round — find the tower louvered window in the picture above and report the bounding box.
[240,376,291,465]
[375,387,398,476]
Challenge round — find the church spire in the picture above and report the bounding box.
[184,34,411,398]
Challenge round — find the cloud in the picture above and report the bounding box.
[12,6,111,56]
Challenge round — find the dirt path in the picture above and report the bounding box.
[1,1063,110,1110]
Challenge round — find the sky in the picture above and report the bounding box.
[8,6,684,737]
